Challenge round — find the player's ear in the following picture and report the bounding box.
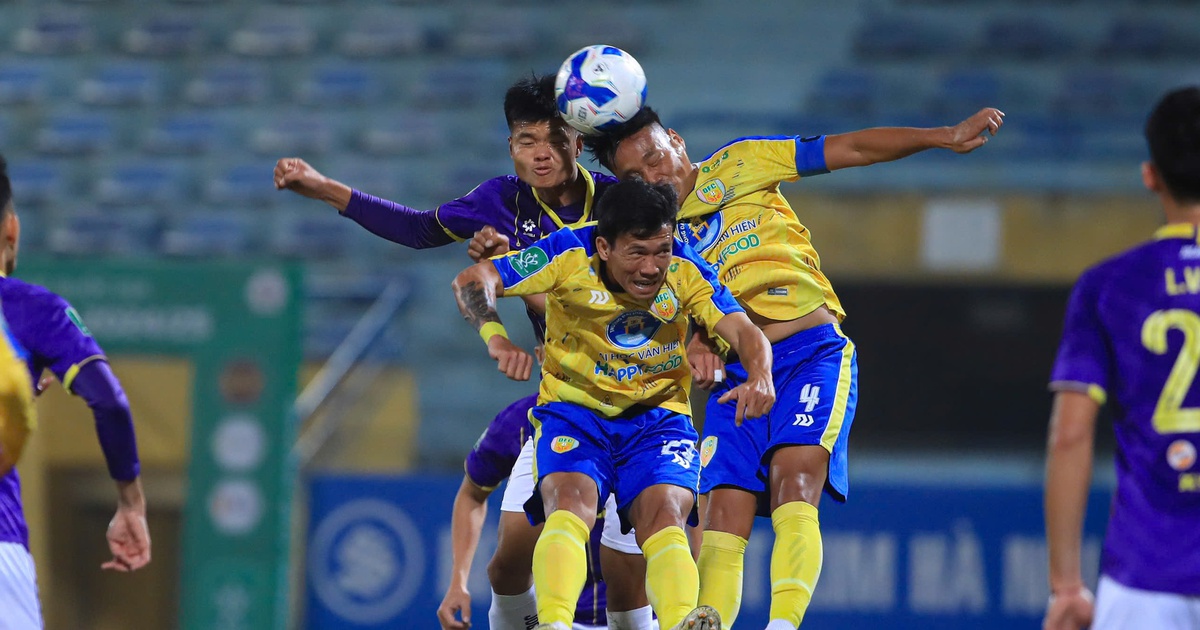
[1,211,18,271]
[667,128,685,151]
[573,130,584,158]
[1142,161,1161,194]
[595,235,612,261]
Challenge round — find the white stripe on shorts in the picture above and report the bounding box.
[0,542,43,630]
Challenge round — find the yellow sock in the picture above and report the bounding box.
[643,525,699,629]
[697,530,747,628]
[533,510,590,625]
[769,501,823,626]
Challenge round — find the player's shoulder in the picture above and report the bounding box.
[458,174,523,201]
[703,134,797,162]
[549,223,597,256]
[0,276,69,312]
[1081,237,1173,286]
[590,170,619,190]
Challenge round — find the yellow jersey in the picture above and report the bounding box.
[492,224,744,417]
[677,136,845,323]
[0,313,36,475]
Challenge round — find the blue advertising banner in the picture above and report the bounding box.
[306,474,1111,629]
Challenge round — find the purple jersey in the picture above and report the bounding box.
[0,276,106,548]
[463,394,607,625]
[1051,223,1200,594]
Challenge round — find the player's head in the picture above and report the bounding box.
[594,179,678,301]
[585,107,693,205]
[1144,87,1200,206]
[0,154,20,275]
[505,73,584,191]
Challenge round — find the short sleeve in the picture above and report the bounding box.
[1050,270,1111,404]
[491,227,585,297]
[674,240,744,336]
[435,178,513,241]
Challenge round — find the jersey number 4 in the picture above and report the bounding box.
[1142,309,1200,434]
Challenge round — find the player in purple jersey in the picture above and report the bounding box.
[274,76,655,630]
[439,394,613,630]
[0,155,151,628]
[1044,87,1200,630]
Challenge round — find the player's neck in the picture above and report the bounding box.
[1161,194,1200,226]
[533,169,583,209]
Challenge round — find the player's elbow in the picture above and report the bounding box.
[1047,416,1093,453]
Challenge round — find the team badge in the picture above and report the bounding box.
[700,436,718,467]
[678,212,723,254]
[1168,439,1196,471]
[65,306,93,337]
[696,178,726,205]
[606,311,662,349]
[650,285,679,323]
[510,246,548,278]
[551,436,579,453]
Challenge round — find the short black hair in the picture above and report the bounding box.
[595,178,677,244]
[584,106,663,172]
[0,154,11,217]
[504,74,560,129]
[1146,86,1200,203]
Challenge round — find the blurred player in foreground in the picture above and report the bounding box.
[439,396,616,630]
[452,179,776,630]
[1044,87,1200,630]
[276,76,656,630]
[586,105,1003,628]
[0,154,150,628]
[0,310,36,477]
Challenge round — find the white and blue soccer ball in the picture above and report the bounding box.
[555,45,647,136]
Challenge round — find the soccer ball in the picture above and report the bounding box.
[555,45,647,136]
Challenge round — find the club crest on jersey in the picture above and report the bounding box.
[678,212,723,254]
[1168,439,1197,471]
[700,436,718,467]
[551,436,579,453]
[510,246,548,278]
[606,310,662,349]
[696,178,726,205]
[650,285,679,323]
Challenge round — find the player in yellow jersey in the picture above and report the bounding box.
[451,179,778,630]
[586,105,1004,629]
[0,313,35,477]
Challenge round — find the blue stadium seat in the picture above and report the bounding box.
[227,12,316,57]
[122,12,207,56]
[34,113,114,155]
[1052,69,1144,118]
[12,9,95,55]
[142,114,223,155]
[296,65,383,107]
[6,161,68,208]
[980,17,1076,59]
[1100,16,1200,60]
[159,213,254,257]
[359,113,445,156]
[269,212,353,259]
[184,63,269,106]
[557,17,646,54]
[805,68,882,119]
[249,115,335,155]
[410,62,503,109]
[46,210,160,256]
[452,12,538,57]
[853,15,967,59]
[78,63,161,106]
[95,162,182,206]
[206,163,277,206]
[0,62,51,105]
[927,69,1004,117]
[336,9,428,57]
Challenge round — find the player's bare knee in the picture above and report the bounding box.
[486,553,532,593]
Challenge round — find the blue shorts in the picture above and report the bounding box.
[699,323,856,515]
[525,402,701,533]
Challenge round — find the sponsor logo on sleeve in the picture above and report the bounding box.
[551,436,580,453]
[510,246,549,278]
[65,306,93,336]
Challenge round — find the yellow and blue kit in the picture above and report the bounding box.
[491,223,743,528]
[0,312,35,475]
[682,136,857,510]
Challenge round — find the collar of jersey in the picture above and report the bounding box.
[1154,223,1200,241]
[531,163,595,230]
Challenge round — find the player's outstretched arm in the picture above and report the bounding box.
[273,157,353,211]
[451,263,534,381]
[1043,390,1097,630]
[438,476,493,630]
[823,107,1005,171]
[712,313,774,424]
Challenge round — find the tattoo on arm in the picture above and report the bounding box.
[458,280,501,329]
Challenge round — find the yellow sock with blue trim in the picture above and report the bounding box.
[533,510,590,625]
[643,525,699,629]
[769,501,823,627]
[697,529,747,627]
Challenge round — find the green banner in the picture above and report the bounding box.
[22,258,303,630]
